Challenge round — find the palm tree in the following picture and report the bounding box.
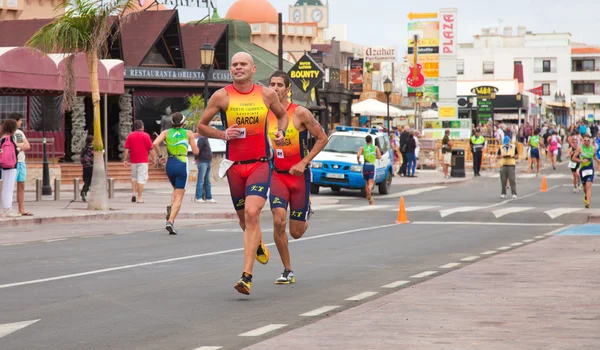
[26,0,136,210]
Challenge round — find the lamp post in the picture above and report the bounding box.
[572,100,576,125]
[199,41,216,109]
[41,114,51,195]
[516,92,522,130]
[583,102,587,121]
[537,97,543,129]
[490,91,496,138]
[383,78,393,131]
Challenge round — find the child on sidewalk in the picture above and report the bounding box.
[80,135,94,202]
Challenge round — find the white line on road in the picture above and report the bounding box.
[381,280,410,288]
[522,239,535,243]
[546,174,567,179]
[545,208,582,219]
[510,242,523,246]
[439,206,484,218]
[339,205,393,211]
[299,306,340,317]
[379,186,447,199]
[460,256,480,262]
[413,221,563,227]
[411,271,437,278]
[0,319,40,339]
[402,205,441,212]
[345,292,378,301]
[43,238,66,243]
[310,204,351,211]
[0,243,25,246]
[192,347,222,350]
[0,223,399,290]
[439,263,461,269]
[497,246,511,250]
[238,324,287,337]
[492,207,534,218]
[481,251,497,255]
[520,174,536,179]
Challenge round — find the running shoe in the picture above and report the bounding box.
[166,221,177,235]
[255,241,270,265]
[234,272,252,295]
[512,194,518,199]
[500,194,506,199]
[166,205,172,221]
[307,199,314,221]
[585,203,591,209]
[574,187,578,193]
[275,269,295,284]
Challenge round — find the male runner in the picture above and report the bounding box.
[267,71,328,284]
[573,134,597,208]
[197,52,288,295]
[357,135,382,205]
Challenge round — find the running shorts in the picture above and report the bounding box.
[580,167,594,184]
[269,169,311,222]
[530,148,540,159]
[363,163,375,181]
[166,157,189,189]
[227,161,271,210]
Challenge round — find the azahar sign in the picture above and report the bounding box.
[288,54,325,92]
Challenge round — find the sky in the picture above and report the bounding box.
[173,0,600,54]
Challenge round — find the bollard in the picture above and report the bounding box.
[54,178,61,201]
[36,178,42,201]
[108,178,114,199]
[74,178,80,201]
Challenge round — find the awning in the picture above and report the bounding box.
[0,47,124,94]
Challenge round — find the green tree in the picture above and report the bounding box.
[184,94,206,131]
[26,0,136,210]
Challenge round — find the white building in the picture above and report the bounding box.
[457,25,600,124]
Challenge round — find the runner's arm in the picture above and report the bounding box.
[152,130,168,156]
[197,89,228,140]
[264,88,289,136]
[357,147,364,164]
[573,148,583,163]
[188,130,200,155]
[297,106,327,165]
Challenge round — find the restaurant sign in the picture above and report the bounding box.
[124,67,232,82]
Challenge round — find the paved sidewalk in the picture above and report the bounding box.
[244,229,600,350]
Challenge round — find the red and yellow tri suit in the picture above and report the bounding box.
[268,103,311,222]
[221,84,271,209]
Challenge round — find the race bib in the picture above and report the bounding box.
[582,169,594,177]
[568,161,578,169]
[237,128,247,139]
[276,149,284,158]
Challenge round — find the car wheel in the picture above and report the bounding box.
[331,186,341,192]
[310,184,320,194]
[378,170,392,194]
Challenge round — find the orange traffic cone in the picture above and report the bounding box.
[540,176,548,192]
[395,197,410,224]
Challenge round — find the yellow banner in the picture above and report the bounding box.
[408,38,440,47]
[439,106,456,118]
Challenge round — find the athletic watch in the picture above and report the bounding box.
[278,129,286,137]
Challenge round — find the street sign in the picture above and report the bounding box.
[407,12,438,20]
[288,54,325,92]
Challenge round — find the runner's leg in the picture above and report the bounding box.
[288,170,311,239]
[270,172,291,270]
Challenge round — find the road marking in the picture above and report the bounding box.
[460,256,480,262]
[481,251,497,255]
[380,186,447,199]
[1,242,25,246]
[497,246,511,250]
[522,239,535,243]
[411,271,437,278]
[80,235,103,239]
[489,174,500,178]
[0,319,40,339]
[339,205,393,211]
[192,347,222,350]
[381,280,410,288]
[413,222,563,227]
[402,205,441,212]
[345,292,378,301]
[520,174,536,179]
[439,263,461,269]
[545,208,581,219]
[114,232,134,235]
[43,238,66,243]
[439,206,484,218]
[0,223,399,290]
[299,306,340,317]
[238,324,287,337]
[310,204,351,211]
[534,235,545,239]
[546,174,566,179]
[492,207,534,218]
[545,225,574,236]
[510,242,523,246]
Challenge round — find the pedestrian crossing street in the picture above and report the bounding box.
[310,203,599,219]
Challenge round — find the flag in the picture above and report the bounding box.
[527,86,543,96]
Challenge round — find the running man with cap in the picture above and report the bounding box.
[197,52,288,295]
[152,112,199,235]
[572,134,598,208]
[267,71,328,285]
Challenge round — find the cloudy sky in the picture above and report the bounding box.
[176,0,600,52]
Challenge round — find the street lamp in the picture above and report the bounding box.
[383,78,393,130]
[572,100,576,125]
[516,92,522,128]
[41,114,51,195]
[490,90,496,138]
[199,41,216,109]
[537,97,543,128]
[583,102,587,120]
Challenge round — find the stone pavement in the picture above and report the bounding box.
[244,228,600,350]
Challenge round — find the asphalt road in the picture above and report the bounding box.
[0,167,592,350]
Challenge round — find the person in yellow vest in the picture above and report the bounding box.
[470,128,487,177]
[498,135,519,199]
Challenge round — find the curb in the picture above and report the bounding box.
[1,211,238,228]
[588,216,600,223]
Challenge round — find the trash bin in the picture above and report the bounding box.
[451,148,465,178]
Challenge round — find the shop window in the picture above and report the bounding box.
[483,61,494,74]
[0,96,27,127]
[28,96,63,132]
[542,83,550,96]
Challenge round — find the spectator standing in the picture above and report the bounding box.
[9,113,31,216]
[80,135,94,202]
[441,129,453,178]
[0,119,20,217]
[413,130,421,172]
[398,126,410,176]
[405,132,417,177]
[193,134,216,203]
[123,120,157,204]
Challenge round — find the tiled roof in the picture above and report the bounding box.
[572,47,600,54]
[311,44,331,53]
[120,10,177,66]
[0,19,52,47]
[180,23,228,69]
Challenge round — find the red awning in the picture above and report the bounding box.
[0,47,124,95]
